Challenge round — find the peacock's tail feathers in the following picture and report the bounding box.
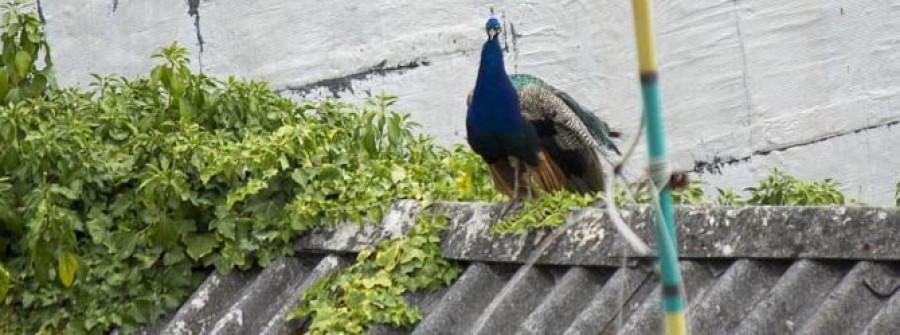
[488,159,517,197]
[531,151,570,193]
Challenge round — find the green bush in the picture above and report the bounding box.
[0,37,497,333]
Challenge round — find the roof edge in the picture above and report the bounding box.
[295,201,900,266]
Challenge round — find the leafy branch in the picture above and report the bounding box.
[288,214,461,334]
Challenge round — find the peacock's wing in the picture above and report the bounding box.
[515,81,613,193]
[509,74,621,154]
[509,73,549,92]
[552,90,620,154]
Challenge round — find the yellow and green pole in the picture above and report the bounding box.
[630,1,688,334]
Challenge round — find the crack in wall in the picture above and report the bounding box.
[509,21,522,74]
[500,12,510,53]
[35,0,45,23]
[692,119,900,174]
[187,0,204,72]
[498,11,523,75]
[279,59,431,97]
[732,0,753,145]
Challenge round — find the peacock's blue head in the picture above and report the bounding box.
[485,16,501,41]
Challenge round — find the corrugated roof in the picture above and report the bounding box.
[133,202,900,334]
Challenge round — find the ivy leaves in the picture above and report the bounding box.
[289,214,461,334]
[185,235,217,261]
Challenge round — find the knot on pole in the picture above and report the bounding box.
[649,158,671,189]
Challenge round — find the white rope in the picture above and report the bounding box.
[600,157,652,256]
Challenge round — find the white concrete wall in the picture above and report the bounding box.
[40,0,900,205]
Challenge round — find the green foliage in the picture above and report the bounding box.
[667,169,853,207]
[490,179,714,234]
[491,178,715,234]
[895,182,899,206]
[0,261,9,300]
[0,176,11,301]
[492,192,598,234]
[491,170,859,234]
[713,169,856,206]
[714,187,745,206]
[670,180,705,205]
[0,0,55,103]
[0,39,496,334]
[288,214,461,334]
[743,168,848,206]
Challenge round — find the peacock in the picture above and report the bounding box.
[466,15,621,206]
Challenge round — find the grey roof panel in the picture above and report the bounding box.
[863,287,900,334]
[564,266,653,335]
[688,259,788,333]
[258,255,348,335]
[797,262,896,335]
[732,259,847,334]
[516,267,606,335]
[131,203,900,335]
[616,260,718,334]
[158,266,262,334]
[206,257,308,334]
[411,262,506,335]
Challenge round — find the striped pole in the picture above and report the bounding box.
[630,1,688,334]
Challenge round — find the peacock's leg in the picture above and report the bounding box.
[499,158,524,219]
[525,172,533,199]
[512,157,520,199]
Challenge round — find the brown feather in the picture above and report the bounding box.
[577,147,605,192]
[516,84,613,194]
[529,151,570,194]
[488,160,516,197]
[490,153,570,199]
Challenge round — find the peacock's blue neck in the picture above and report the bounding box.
[468,38,520,133]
